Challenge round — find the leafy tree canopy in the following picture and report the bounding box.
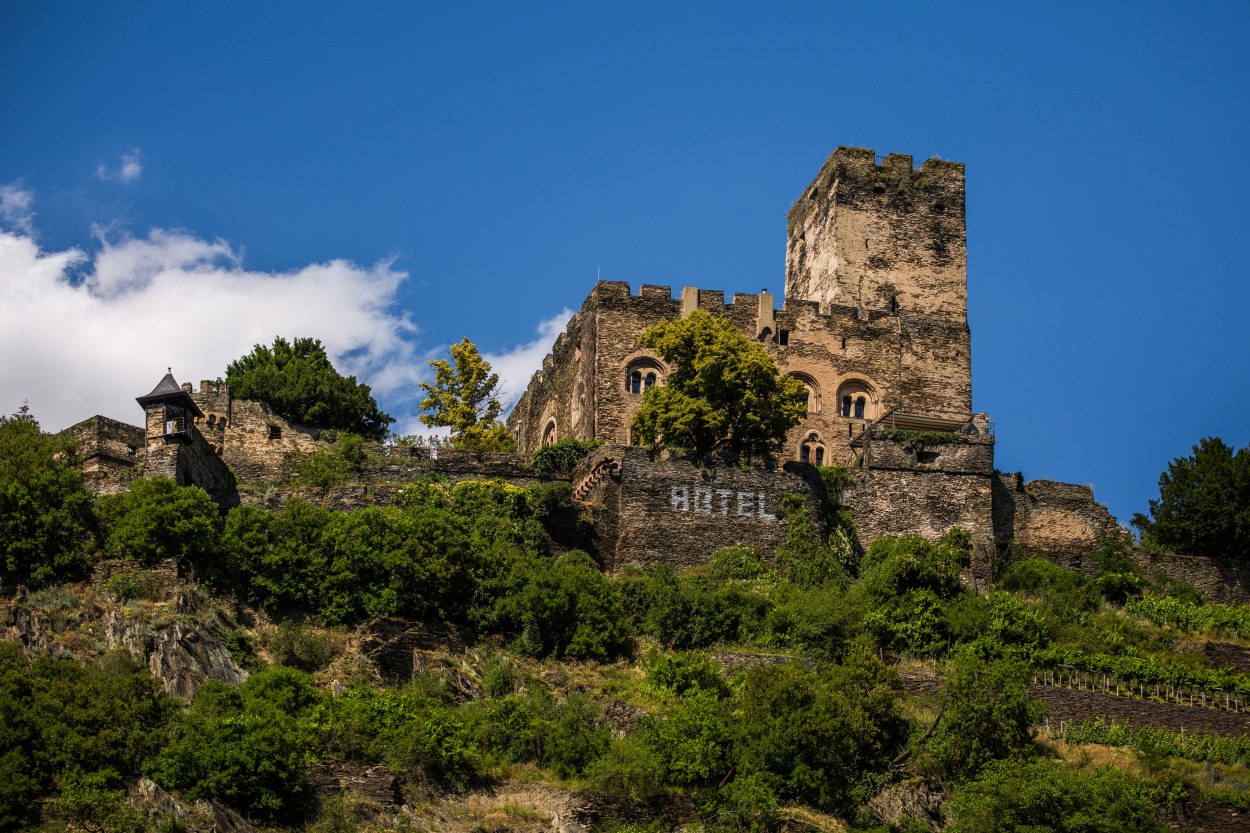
[226,337,394,440]
[1132,436,1250,559]
[0,407,96,586]
[418,337,515,452]
[630,310,807,461]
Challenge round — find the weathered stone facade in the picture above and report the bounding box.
[61,415,145,494]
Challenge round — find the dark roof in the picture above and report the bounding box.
[136,372,204,417]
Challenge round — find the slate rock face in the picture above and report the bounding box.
[129,778,259,833]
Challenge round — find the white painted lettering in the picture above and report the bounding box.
[694,487,713,514]
[737,491,755,517]
[758,493,777,521]
[670,486,689,512]
[715,489,733,515]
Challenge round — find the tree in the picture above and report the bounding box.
[0,407,96,586]
[418,337,515,452]
[1132,437,1250,559]
[225,337,394,440]
[630,310,807,461]
[96,477,222,567]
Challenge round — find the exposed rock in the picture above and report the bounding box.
[103,604,247,699]
[361,617,474,685]
[867,778,947,831]
[309,761,401,808]
[129,778,259,833]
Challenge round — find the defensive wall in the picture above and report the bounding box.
[61,415,145,495]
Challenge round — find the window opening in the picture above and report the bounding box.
[800,444,810,463]
[778,330,790,346]
[815,447,825,466]
[854,396,865,419]
[267,425,282,440]
[644,372,656,390]
[627,370,642,394]
[841,396,852,417]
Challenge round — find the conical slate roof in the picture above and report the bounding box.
[136,371,203,416]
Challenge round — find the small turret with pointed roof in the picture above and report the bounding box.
[137,368,203,417]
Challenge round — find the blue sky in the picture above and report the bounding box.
[1,1,1247,528]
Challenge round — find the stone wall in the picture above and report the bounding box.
[60,415,145,495]
[996,474,1124,559]
[586,446,820,571]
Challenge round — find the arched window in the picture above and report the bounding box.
[541,419,557,447]
[625,359,665,396]
[788,372,820,414]
[799,431,826,465]
[836,380,875,421]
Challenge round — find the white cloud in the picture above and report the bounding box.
[485,308,574,414]
[0,224,427,434]
[96,149,143,184]
[0,184,35,237]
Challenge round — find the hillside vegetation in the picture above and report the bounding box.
[3,410,1250,832]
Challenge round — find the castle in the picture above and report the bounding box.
[68,146,1213,593]
[508,147,976,463]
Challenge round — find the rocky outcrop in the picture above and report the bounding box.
[360,617,475,688]
[308,761,400,808]
[867,778,947,831]
[128,778,259,833]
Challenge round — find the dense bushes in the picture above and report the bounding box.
[0,408,96,586]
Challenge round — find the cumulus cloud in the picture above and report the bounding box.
[96,149,143,183]
[0,224,427,433]
[485,309,574,413]
[0,184,35,236]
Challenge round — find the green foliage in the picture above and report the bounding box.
[226,336,394,439]
[708,545,773,581]
[883,428,960,452]
[0,645,173,832]
[646,651,728,698]
[946,759,1158,833]
[630,310,807,461]
[632,562,770,650]
[1132,436,1250,559]
[921,651,1044,781]
[1058,718,1250,766]
[96,477,222,565]
[495,550,632,661]
[773,493,853,589]
[418,337,515,452]
[57,767,146,833]
[291,431,368,488]
[0,407,96,586]
[730,655,908,815]
[1127,594,1250,639]
[153,667,321,823]
[532,437,603,477]
[264,621,332,671]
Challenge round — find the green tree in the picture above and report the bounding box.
[226,336,394,440]
[920,651,1044,781]
[153,667,320,823]
[418,337,515,452]
[0,407,96,586]
[96,477,222,566]
[1132,436,1250,559]
[630,310,807,461]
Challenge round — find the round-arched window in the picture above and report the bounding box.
[835,380,875,420]
[541,419,557,447]
[788,372,820,414]
[625,359,664,395]
[799,431,826,466]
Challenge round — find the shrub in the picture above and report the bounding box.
[97,477,222,566]
[532,438,603,478]
[646,651,728,698]
[264,621,332,671]
[0,407,97,586]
